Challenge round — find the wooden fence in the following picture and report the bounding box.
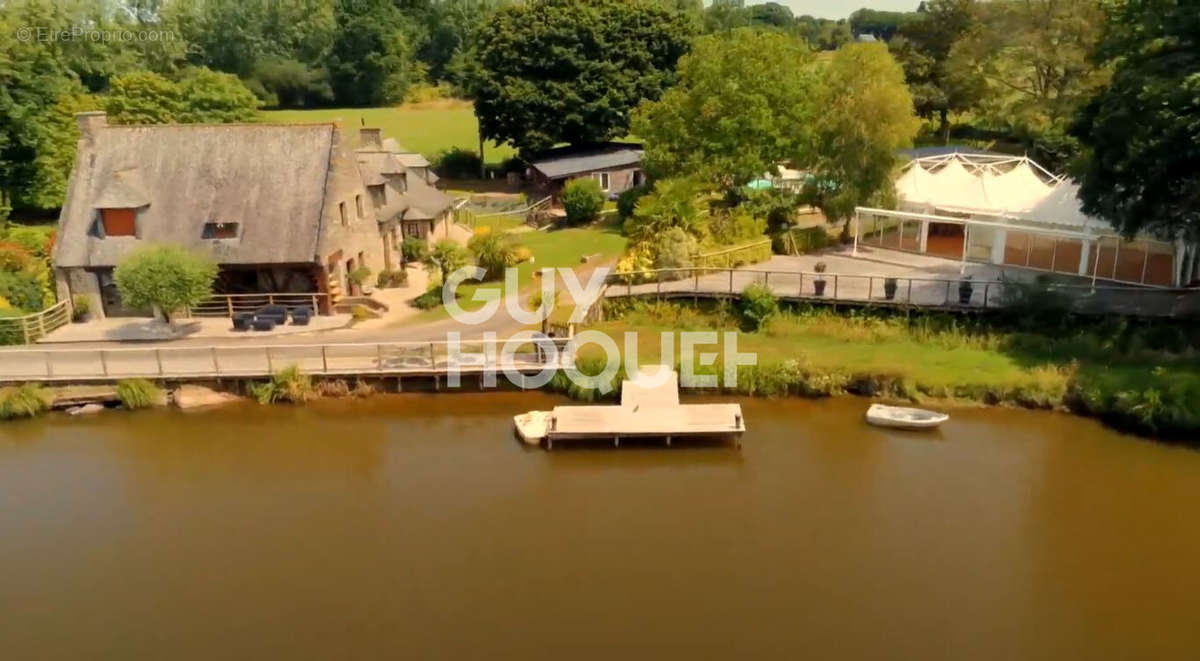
[186,293,330,318]
[0,300,71,345]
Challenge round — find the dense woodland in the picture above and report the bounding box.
[0,0,1196,245]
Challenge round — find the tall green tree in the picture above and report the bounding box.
[104,69,258,124]
[888,0,977,140]
[1071,0,1200,242]
[809,43,920,224]
[948,0,1107,166]
[632,29,822,188]
[327,0,423,106]
[471,0,695,155]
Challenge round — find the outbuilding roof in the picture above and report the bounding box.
[529,142,643,180]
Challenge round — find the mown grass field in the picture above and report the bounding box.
[261,104,517,163]
[402,219,628,324]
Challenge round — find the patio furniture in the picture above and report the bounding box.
[250,317,277,331]
[254,305,289,325]
[290,307,313,326]
[231,312,254,331]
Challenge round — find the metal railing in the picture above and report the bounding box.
[603,267,1196,317]
[0,337,575,383]
[186,293,330,318]
[0,300,71,345]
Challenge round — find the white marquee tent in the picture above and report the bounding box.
[858,153,1198,287]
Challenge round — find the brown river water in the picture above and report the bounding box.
[1,393,1199,660]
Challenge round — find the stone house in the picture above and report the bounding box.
[53,113,452,318]
[528,142,645,200]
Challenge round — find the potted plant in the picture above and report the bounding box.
[71,295,91,323]
[883,277,898,300]
[958,276,974,305]
[813,261,828,296]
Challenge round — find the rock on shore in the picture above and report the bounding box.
[173,385,243,410]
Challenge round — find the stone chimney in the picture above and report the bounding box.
[359,127,382,149]
[76,111,107,142]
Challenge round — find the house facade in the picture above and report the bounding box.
[53,113,452,319]
[528,142,645,200]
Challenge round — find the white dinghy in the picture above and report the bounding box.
[865,404,948,430]
[513,411,552,445]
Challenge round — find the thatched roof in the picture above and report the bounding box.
[55,123,336,267]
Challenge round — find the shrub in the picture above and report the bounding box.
[0,241,34,271]
[113,244,217,321]
[653,227,696,271]
[413,283,444,309]
[0,383,51,420]
[624,178,705,242]
[0,270,44,312]
[617,182,652,220]
[247,365,314,405]
[1,226,54,260]
[422,240,470,285]
[351,304,373,321]
[434,147,482,179]
[814,261,828,274]
[348,266,372,286]
[562,177,604,224]
[71,295,90,321]
[468,229,517,279]
[739,282,779,331]
[351,379,375,398]
[512,246,533,263]
[375,269,407,289]
[116,379,163,409]
[316,379,351,398]
[401,237,429,263]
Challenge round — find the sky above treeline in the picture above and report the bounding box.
[758,0,920,19]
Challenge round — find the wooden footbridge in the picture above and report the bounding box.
[0,338,574,385]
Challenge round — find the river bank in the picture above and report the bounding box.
[4,299,1197,441]
[575,299,1200,441]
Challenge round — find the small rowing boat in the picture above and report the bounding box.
[865,403,948,430]
[513,410,552,445]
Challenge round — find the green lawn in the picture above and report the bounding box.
[261,104,516,163]
[403,219,628,324]
[585,304,1062,394]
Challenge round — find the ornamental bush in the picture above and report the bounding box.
[562,178,604,225]
[739,282,779,332]
[113,244,217,321]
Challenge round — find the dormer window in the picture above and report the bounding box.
[100,208,136,237]
[202,222,239,239]
[368,184,386,208]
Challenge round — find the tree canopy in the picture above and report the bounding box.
[948,0,1107,167]
[1072,0,1200,241]
[113,244,218,321]
[808,43,919,222]
[887,0,977,139]
[632,29,821,188]
[470,0,695,155]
